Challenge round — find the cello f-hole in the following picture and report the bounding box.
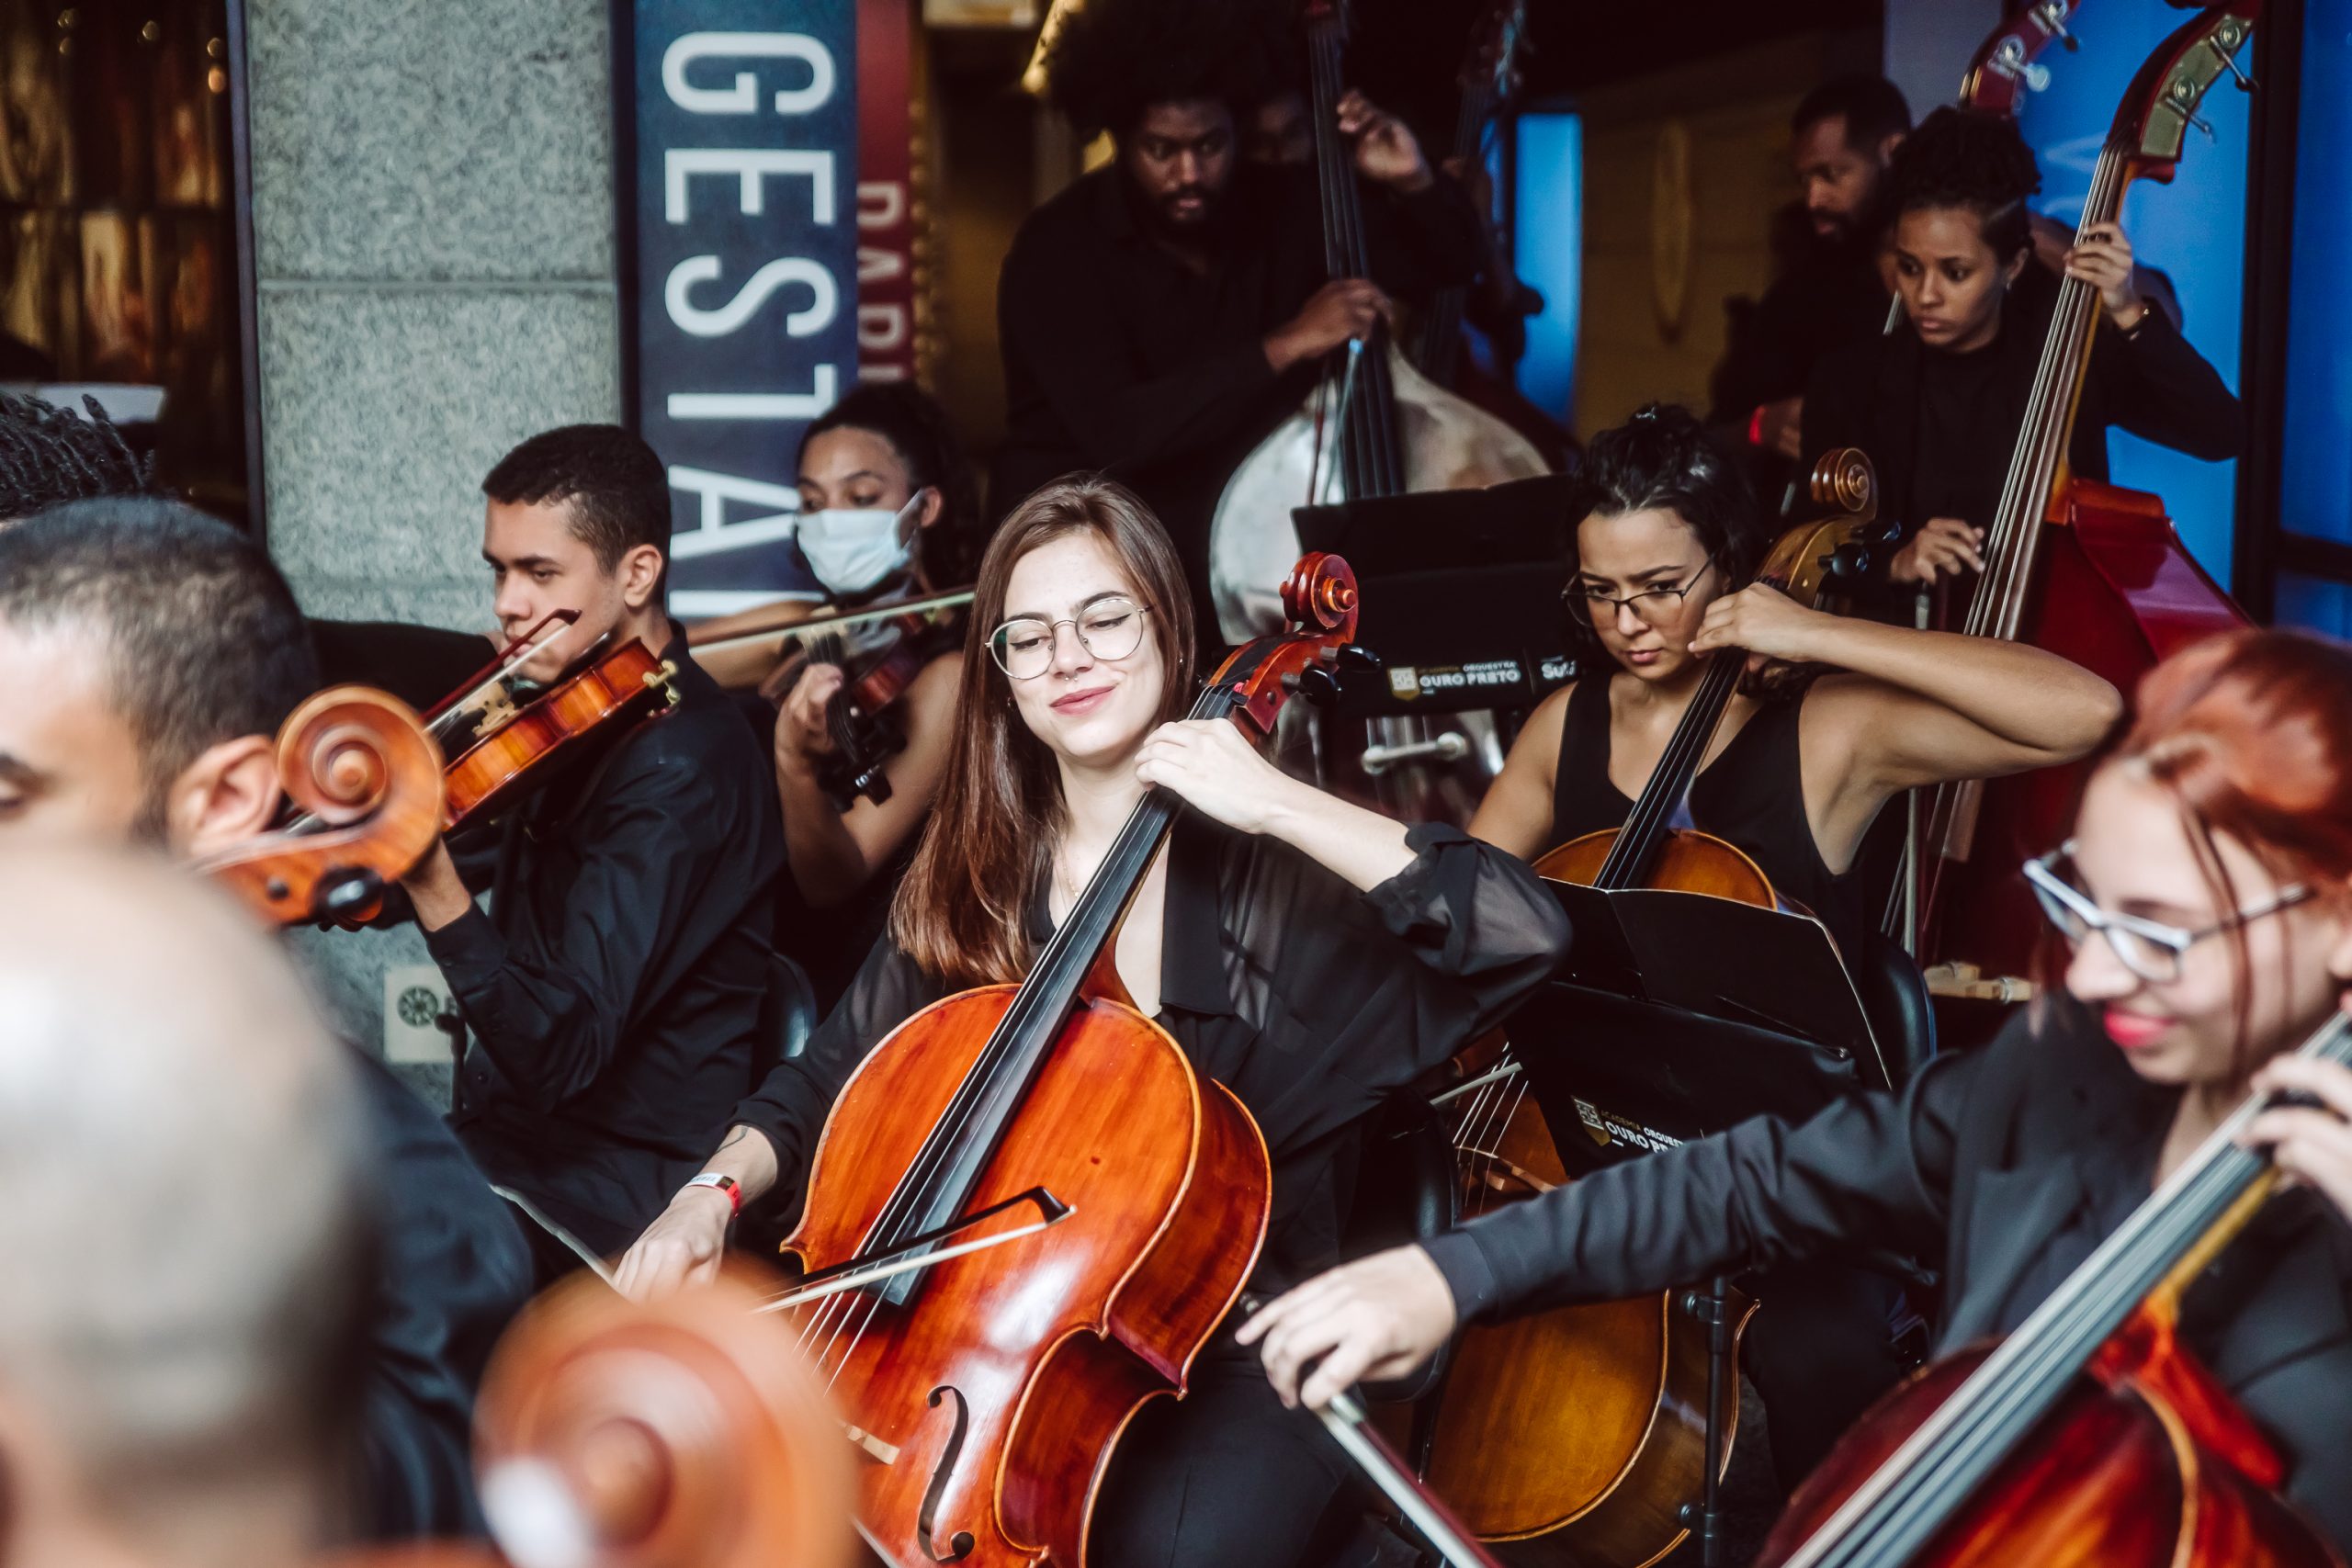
[919,1384,978,1562]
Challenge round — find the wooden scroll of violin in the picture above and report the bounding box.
[1759,1016,2350,1568]
[1416,451,1890,1568]
[775,555,1361,1567]
[1899,3,2256,988]
[196,686,445,928]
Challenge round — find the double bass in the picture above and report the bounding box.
[1417,455,1892,1566]
[1899,3,2256,986]
[1206,0,1548,649]
[1757,1010,2348,1566]
[775,557,1360,1566]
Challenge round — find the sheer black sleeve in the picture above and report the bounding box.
[731,935,948,1224]
[1212,821,1569,1155]
[1421,1040,1973,1320]
[2090,308,2244,461]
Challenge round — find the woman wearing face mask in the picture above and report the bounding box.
[768,385,977,933]
[1801,107,2241,592]
[616,477,1570,1565]
[1247,627,2352,1551]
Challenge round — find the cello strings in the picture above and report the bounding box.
[1785,1014,2352,1568]
[808,684,1239,1372]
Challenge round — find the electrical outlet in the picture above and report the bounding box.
[384,964,457,1066]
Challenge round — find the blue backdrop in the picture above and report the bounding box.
[631,1,859,615]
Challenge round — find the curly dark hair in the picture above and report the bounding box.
[0,393,154,521]
[481,423,670,575]
[1570,403,1767,584]
[1038,0,1290,139]
[1881,106,2041,261]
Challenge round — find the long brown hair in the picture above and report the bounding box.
[890,477,1198,986]
[2065,629,2352,1076]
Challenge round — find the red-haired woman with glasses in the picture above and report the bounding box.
[1468,403,2120,955]
[1244,626,2352,1551]
[614,476,1569,1565]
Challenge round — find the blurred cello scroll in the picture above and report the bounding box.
[323,1264,857,1568]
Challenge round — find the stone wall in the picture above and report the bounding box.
[245,0,623,1066]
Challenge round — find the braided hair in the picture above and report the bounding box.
[1880,106,2042,262]
[0,394,154,521]
[1038,0,1289,140]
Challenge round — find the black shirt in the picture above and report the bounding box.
[1802,267,2244,540]
[1550,675,1863,955]
[1710,232,1890,421]
[349,1050,533,1540]
[1423,1001,2352,1549]
[733,818,1569,1292]
[991,163,1482,637]
[433,634,786,1255]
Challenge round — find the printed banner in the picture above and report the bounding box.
[630,0,859,615]
[855,0,918,384]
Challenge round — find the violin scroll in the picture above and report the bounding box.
[197,686,444,927]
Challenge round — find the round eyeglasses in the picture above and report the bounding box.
[988,596,1151,681]
[2023,840,2313,986]
[1565,558,1718,628]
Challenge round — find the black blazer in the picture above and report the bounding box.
[1801,265,2243,539]
[1424,1003,2352,1547]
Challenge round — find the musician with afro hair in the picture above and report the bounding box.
[992,0,1482,653]
[1801,107,2241,597]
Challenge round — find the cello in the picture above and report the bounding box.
[774,556,1360,1567]
[1207,0,1549,649]
[1755,1010,2348,1567]
[1899,2,2256,987]
[1416,454,1892,1566]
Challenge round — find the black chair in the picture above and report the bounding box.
[752,938,820,1077]
[1338,1093,1460,1405]
[1850,929,1938,1090]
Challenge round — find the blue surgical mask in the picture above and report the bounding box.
[797,492,923,597]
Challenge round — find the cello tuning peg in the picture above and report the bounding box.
[1337,644,1383,672]
[1294,665,1343,708]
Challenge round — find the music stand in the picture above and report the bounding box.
[1293,475,1578,716]
[1504,883,1887,1566]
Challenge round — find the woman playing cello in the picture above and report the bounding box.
[1247,626,2352,1551]
[1464,402,2121,1484]
[616,477,1568,1564]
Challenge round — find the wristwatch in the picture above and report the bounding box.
[686,1170,742,1218]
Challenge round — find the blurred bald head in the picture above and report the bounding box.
[0,843,367,1566]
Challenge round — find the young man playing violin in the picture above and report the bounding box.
[0,492,533,1540]
[395,424,785,1281]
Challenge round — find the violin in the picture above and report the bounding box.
[1896,3,2256,987]
[437,634,679,830]
[1757,1011,2349,1567]
[196,685,446,927]
[774,555,1362,1567]
[1416,452,1891,1568]
[752,601,967,811]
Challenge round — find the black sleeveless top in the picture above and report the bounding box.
[1551,673,1863,953]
